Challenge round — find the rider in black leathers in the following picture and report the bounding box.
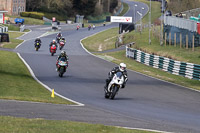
[104,63,128,91]
[34,37,41,47]
[56,32,62,43]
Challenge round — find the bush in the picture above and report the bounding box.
[43,12,67,21]
[20,12,44,19]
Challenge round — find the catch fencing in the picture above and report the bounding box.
[126,46,200,80]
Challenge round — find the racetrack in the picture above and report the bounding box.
[2,0,200,133]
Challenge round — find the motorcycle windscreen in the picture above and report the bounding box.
[116,72,123,78]
[59,57,66,62]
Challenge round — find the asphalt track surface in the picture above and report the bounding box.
[1,0,200,133]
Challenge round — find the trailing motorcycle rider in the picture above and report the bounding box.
[56,50,69,71]
[104,63,128,92]
[49,39,58,52]
[59,37,66,43]
[56,32,62,43]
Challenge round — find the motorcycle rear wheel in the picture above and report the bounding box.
[35,48,38,51]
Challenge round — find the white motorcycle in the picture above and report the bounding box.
[104,72,125,99]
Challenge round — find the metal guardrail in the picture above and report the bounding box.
[126,46,200,80]
[164,16,197,32]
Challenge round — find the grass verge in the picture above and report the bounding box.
[0,32,24,49]
[82,28,118,52]
[0,116,155,133]
[0,51,74,104]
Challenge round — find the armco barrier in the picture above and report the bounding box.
[126,46,200,80]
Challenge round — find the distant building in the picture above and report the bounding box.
[0,0,26,15]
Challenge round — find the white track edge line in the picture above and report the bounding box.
[118,126,174,133]
[17,53,84,106]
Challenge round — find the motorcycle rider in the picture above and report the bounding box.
[77,24,80,30]
[92,24,95,30]
[59,37,66,43]
[34,37,41,47]
[104,63,128,91]
[88,24,91,30]
[49,39,58,52]
[56,50,69,71]
[56,32,62,43]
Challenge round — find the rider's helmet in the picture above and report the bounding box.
[52,39,56,43]
[61,50,66,56]
[119,63,126,72]
[58,32,61,36]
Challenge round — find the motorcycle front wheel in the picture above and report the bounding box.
[110,85,119,100]
[59,67,65,77]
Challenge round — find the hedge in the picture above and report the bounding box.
[20,12,44,19]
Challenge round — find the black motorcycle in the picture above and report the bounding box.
[34,41,41,51]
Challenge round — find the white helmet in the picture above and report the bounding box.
[119,63,126,72]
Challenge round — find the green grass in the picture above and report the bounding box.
[119,2,129,16]
[21,16,44,25]
[82,28,118,52]
[2,24,20,31]
[0,51,74,104]
[0,32,24,49]
[0,116,155,133]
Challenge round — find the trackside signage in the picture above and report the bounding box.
[111,16,132,23]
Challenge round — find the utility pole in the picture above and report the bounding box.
[134,4,137,23]
[149,0,151,44]
[160,0,164,46]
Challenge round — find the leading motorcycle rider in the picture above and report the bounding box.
[104,63,128,91]
[56,50,69,71]
[34,37,42,47]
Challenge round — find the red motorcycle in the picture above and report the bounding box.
[59,41,65,50]
[50,44,57,56]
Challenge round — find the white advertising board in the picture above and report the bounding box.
[111,16,132,23]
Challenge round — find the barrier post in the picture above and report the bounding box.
[165,32,167,47]
[180,33,182,48]
[169,32,171,46]
[192,35,195,51]
[174,33,176,47]
[186,34,188,49]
